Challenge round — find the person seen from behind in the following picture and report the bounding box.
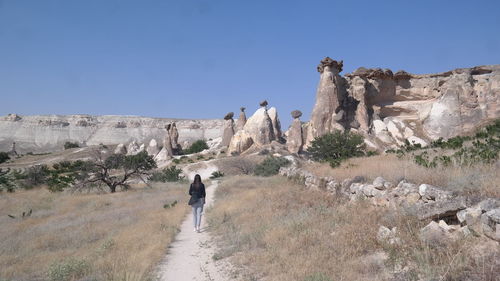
[188,174,206,232]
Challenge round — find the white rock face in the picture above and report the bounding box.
[127,141,141,155]
[146,139,160,156]
[267,107,282,139]
[0,114,224,153]
[243,107,276,146]
[287,118,303,154]
[154,147,171,162]
[228,130,254,155]
[114,143,127,154]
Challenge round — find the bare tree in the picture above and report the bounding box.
[74,149,157,193]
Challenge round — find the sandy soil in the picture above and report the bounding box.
[156,162,234,281]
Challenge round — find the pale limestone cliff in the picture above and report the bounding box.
[0,114,223,153]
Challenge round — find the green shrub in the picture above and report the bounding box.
[0,168,16,192]
[307,130,366,167]
[149,165,184,182]
[183,140,209,154]
[63,141,79,150]
[0,152,10,164]
[209,171,224,179]
[21,165,50,188]
[254,156,290,177]
[47,258,90,281]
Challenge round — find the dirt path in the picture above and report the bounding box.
[156,162,233,281]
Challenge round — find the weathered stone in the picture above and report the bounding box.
[227,130,253,155]
[419,221,454,247]
[169,122,179,149]
[243,107,276,146]
[481,208,500,241]
[146,139,160,156]
[291,110,302,119]
[268,107,282,139]
[154,147,171,162]
[287,118,303,154]
[259,100,268,107]
[224,112,234,120]
[127,141,141,155]
[418,184,453,202]
[236,107,247,131]
[377,226,400,245]
[162,127,174,156]
[373,177,387,190]
[114,143,127,154]
[409,197,467,220]
[479,198,500,213]
[220,119,235,148]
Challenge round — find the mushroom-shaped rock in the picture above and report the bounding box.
[236,107,247,131]
[224,112,234,120]
[163,127,174,156]
[147,139,160,156]
[317,57,343,73]
[287,111,303,154]
[114,143,127,154]
[291,110,302,119]
[221,116,235,148]
[228,130,254,155]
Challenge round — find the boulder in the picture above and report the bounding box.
[146,139,160,156]
[419,221,454,247]
[227,130,254,155]
[114,143,127,154]
[236,107,247,131]
[291,110,302,119]
[409,197,467,220]
[481,208,500,241]
[154,147,171,162]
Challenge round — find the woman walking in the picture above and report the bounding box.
[188,174,206,232]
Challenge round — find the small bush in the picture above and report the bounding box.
[0,168,16,192]
[63,141,79,150]
[20,165,50,188]
[0,152,10,164]
[183,140,209,154]
[254,156,290,176]
[150,166,184,182]
[210,171,224,179]
[47,258,90,281]
[307,130,366,167]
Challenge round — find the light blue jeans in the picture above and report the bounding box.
[192,200,204,228]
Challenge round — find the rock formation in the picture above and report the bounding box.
[7,142,18,157]
[287,110,303,154]
[127,141,141,155]
[221,112,235,147]
[163,124,174,157]
[169,122,179,150]
[0,114,224,153]
[268,107,282,140]
[114,143,127,154]
[306,58,500,149]
[146,139,160,156]
[236,107,247,131]
[227,102,282,154]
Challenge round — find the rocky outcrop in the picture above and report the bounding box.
[228,130,253,155]
[287,110,303,154]
[306,58,500,148]
[146,139,160,156]
[114,143,127,154]
[221,112,235,148]
[279,165,500,243]
[243,106,276,146]
[163,125,174,157]
[236,107,247,131]
[268,107,282,140]
[127,141,141,156]
[169,123,179,150]
[0,114,224,153]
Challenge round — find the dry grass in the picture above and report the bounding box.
[302,155,500,198]
[0,182,189,281]
[208,175,500,281]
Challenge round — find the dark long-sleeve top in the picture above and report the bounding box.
[189,183,206,199]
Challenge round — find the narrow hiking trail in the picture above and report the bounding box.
[156,162,233,281]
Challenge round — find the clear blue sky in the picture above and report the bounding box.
[1,0,499,128]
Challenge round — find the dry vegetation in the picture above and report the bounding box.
[0,182,189,281]
[208,175,499,281]
[302,154,500,198]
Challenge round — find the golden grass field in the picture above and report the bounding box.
[208,175,499,281]
[302,154,500,198]
[0,182,189,281]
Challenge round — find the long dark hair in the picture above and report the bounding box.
[192,174,202,189]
